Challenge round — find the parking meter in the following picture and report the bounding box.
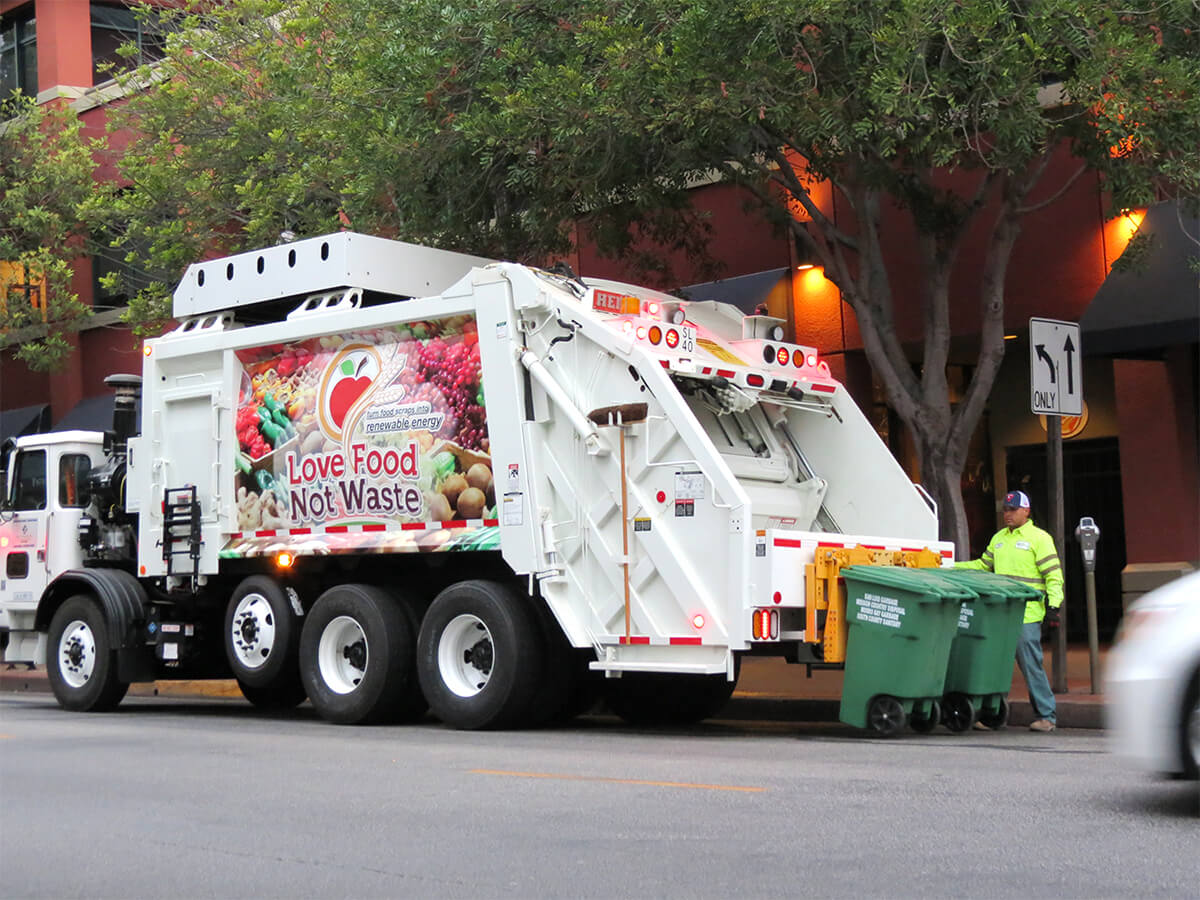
[1075,516,1100,573]
[1075,516,1102,692]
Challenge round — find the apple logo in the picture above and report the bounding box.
[329,357,373,429]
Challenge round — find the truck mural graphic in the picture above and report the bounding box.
[224,314,498,557]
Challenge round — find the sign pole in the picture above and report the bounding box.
[1029,317,1080,695]
[1047,419,1068,693]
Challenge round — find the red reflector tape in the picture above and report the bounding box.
[619,635,651,645]
[811,383,837,393]
[716,369,735,378]
[290,528,312,535]
[669,637,703,645]
[255,530,277,537]
[325,525,349,533]
[773,538,805,548]
[484,519,500,527]
[941,549,954,558]
[362,524,387,532]
[440,520,469,529]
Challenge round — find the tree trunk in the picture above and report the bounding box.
[915,434,972,555]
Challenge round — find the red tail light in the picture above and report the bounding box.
[776,347,790,366]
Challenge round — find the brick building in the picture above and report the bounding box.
[2,0,1196,637]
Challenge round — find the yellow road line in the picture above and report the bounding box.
[469,769,764,793]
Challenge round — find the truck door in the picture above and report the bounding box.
[3,449,49,608]
[47,450,93,579]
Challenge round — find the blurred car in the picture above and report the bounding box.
[1106,570,1200,780]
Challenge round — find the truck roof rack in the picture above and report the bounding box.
[172,232,495,320]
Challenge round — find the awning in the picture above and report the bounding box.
[53,393,141,433]
[0,403,50,444]
[1081,201,1200,356]
[682,267,789,314]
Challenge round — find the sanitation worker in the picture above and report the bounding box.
[957,490,1064,732]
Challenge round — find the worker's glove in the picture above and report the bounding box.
[1043,606,1061,630]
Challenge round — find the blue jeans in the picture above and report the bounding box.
[1015,621,1056,723]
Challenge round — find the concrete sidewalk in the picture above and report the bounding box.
[731,643,1107,729]
[2,644,1107,729]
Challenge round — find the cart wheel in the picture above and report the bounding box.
[977,697,1010,730]
[867,695,907,737]
[910,699,941,734]
[942,692,976,733]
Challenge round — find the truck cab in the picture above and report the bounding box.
[0,431,107,662]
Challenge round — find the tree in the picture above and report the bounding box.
[0,96,102,371]
[111,0,1200,550]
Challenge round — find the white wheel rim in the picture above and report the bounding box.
[437,614,493,698]
[58,619,96,689]
[230,592,277,671]
[317,615,367,695]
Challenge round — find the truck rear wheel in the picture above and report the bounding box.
[299,584,421,725]
[603,666,738,726]
[236,677,308,710]
[417,580,543,730]
[46,595,129,712]
[224,576,303,692]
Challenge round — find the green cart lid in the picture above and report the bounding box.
[938,568,1042,600]
[840,565,978,601]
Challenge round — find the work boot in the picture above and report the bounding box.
[1029,719,1056,732]
[973,720,991,731]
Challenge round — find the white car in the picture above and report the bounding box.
[1106,570,1200,779]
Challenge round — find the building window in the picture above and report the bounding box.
[0,6,38,98]
[91,2,166,84]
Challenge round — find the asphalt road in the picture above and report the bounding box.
[1,694,1195,899]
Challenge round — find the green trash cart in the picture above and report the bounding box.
[935,569,1041,732]
[838,566,978,736]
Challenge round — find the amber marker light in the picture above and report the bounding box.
[143,344,153,356]
[691,613,705,630]
[276,552,294,568]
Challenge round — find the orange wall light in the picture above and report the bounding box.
[1104,208,1146,271]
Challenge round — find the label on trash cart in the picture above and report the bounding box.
[854,592,906,628]
[957,605,974,631]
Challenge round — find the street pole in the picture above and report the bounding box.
[1047,418,1068,693]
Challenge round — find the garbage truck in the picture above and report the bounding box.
[0,231,954,729]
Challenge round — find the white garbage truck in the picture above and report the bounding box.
[0,232,952,729]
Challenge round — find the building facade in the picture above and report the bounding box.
[3,0,1196,639]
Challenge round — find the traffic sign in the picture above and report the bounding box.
[1030,318,1082,416]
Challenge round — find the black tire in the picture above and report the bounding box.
[603,661,739,727]
[299,584,419,725]
[416,580,543,730]
[1179,665,1199,780]
[237,677,308,710]
[46,595,129,712]
[942,692,976,733]
[523,596,578,728]
[977,697,1010,731]
[867,694,906,737]
[224,576,302,689]
[910,699,941,734]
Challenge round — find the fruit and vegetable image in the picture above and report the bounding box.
[224,316,499,554]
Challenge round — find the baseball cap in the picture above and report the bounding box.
[1003,490,1031,510]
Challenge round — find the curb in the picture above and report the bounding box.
[3,669,1106,729]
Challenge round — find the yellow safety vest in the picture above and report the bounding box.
[957,519,1064,624]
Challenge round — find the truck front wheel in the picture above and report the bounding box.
[299,584,420,725]
[46,595,129,712]
[417,580,543,730]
